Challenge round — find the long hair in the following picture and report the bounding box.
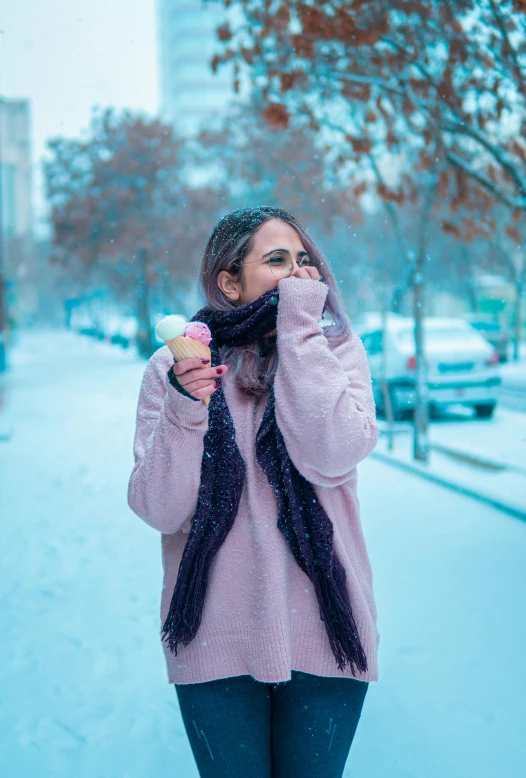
[199,206,352,397]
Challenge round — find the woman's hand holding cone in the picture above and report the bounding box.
[172,358,229,403]
[155,316,225,404]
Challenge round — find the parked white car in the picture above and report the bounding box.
[356,314,501,419]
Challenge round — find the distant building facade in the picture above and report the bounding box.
[157,0,235,136]
[0,97,37,328]
[0,98,32,238]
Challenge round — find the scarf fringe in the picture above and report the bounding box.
[312,561,369,676]
[160,536,214,656]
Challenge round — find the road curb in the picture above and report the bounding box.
[370,450,526,522]
[429,442,526,476]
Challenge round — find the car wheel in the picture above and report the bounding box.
[428,403,441,420]
[473,403,496,419]
[372,386,384,415]
[387,386,406,421]
[374,384,411,422]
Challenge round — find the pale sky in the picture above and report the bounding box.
[1,0,159,234]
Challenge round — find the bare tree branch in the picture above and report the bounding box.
[489,0,526,99]
[442,121,526,197]
[446,150,526,209]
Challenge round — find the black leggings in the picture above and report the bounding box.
[174,670,369,778]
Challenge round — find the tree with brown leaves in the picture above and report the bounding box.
[212,0,526,461]
[44,108,225,357]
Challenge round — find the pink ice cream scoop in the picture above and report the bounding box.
[184,321,212,345]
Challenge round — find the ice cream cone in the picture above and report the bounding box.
[165,336,212,406]
[155,316,214,407]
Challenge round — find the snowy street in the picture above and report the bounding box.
[375,400,526,519]
[1,328,525,778]
[499,352,526,412]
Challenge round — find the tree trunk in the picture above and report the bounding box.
[0,274,7,373]
[367,153,416,316]
[461,244,479,313]
[380,291,395,452]
[391,281,406,314]
[391,252,416,315]
[512,279,523,362]
[411,166,439,464]
[136,248,155,359]
[412,260,430,463]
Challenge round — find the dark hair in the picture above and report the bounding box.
[199,206,352,397]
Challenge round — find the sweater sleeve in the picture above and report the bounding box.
[127,347,209,534]
[273,276,378,487]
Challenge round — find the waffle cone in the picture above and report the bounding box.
[165,336,212,406]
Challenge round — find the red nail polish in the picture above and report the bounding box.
[214,380,219,388]
[201,359,210,364]
[216,367,223,375]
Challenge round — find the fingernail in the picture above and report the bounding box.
[201,359,210,364]
[216,367,223,374]
[214,380,219,388]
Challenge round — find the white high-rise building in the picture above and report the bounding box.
[157,0,235,136]
[0,98,32,239]
[0,97,38,330]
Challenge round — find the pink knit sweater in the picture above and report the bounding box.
[127,277,380,686]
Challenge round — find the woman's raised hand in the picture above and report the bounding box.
[290,265,321,281]
[171,358,229,402]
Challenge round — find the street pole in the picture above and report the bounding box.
[0,30,8,373]
[0,94,7,373]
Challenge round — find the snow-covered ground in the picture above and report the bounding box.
[501,357,526,389]
[373,337,526,515]
[498,341,526,411]
[376,402,526,516]
[429,405,526,472]
[501,340,526,378]
[1,328,525,778]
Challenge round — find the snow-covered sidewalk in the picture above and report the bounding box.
[372,339,526,513]
[1,328,525,778]
[499,345,526,411]
[375,404,526,519]
[500,340,526,385]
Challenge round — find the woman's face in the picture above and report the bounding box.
[217,218,316,308]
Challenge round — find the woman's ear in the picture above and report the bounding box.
[217,270,241,302]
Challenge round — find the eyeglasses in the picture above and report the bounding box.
[231,251,314,279]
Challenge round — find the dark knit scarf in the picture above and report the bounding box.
[161,284,368,676]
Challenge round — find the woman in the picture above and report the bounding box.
[127,206,380,777]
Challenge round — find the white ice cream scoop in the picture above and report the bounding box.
[155,313,212,407]
[155,314,187,341]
